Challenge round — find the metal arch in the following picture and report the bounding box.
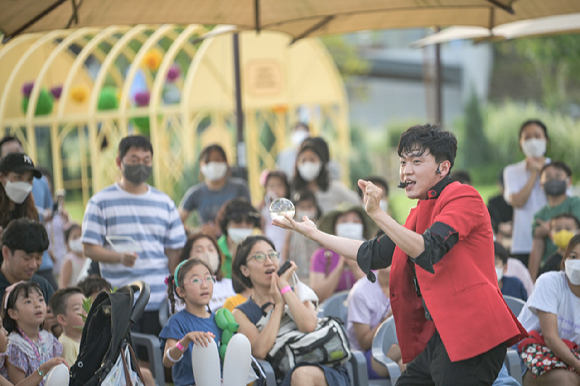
[118,24,174,132]
[0,29,70,160]
[57,25,131,119]
[149,24,204,187]
[26,27,100,126]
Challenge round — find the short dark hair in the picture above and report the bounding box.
[494,242,509,265]
[179,232,223,280]
[216,198,261,237]
[519,119,548,141]
[0,136,22,157]
[1,219,49,255]
[358,176,389,199]
[199,144,228,164]
[2,281,43,334]
[76,275,112,298]
[541,161,572,178]
[397,124,458,172]
[265,170,290,199]
[551,212,580,229]
[232,235,276,289]
[49,287,83,317]
[64,223,81,243]
[117,135,153,160]
[451,170,471,185]
[562,234,580,271]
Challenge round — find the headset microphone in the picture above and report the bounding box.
[397,181,406,189]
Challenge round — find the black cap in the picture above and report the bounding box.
[0,152,42,179]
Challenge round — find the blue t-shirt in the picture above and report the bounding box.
[159,310,222,386]
[501,276,528,302]
[32,177,54,271]
[179,177,251,225]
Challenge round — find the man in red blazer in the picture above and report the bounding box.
[274,124,527,385]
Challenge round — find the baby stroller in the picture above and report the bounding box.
[70,281,150,386]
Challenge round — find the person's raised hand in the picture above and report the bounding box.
[358,180,382,217]
[270,272,284,306]
[534,219,550,239]
[118,252,138,267]
[527,158,544,174]
[272,213,318,240]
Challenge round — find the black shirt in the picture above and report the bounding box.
[488,195,513,234]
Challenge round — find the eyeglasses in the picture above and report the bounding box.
[247,252,280,264]
[187,275,217,288]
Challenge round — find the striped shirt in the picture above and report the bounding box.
[81,183,186,311]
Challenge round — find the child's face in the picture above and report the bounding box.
[296,200,318,220]
[551,218,578,235]
[189,237,220,275]
[68,228,82,242]
[9,289,46,328]
[0,316,8,353]
[265,176,287,201]
[61,293,86,330]
[494,256,506,272]
[177,264,214,306]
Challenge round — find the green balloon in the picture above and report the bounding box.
[21,88,54,116]
[131,116,150,136]
[98,87,119,111]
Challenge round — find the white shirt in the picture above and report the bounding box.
[503,159,549,254]
[518,271,580,344]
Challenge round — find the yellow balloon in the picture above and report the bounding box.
[142,49,163,70]
[70,85,89,104]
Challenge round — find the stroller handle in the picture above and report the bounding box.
[129,281,150,324]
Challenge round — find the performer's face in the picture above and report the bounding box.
[399,148,444,200]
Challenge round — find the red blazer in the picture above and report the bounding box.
[390,181,528,363]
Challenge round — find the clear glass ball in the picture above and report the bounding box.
[269,198,295,221]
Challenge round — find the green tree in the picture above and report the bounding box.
[462,89,488,168]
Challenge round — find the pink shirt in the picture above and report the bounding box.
[310,248,356,293]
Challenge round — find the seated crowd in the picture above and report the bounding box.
[0,118,579,386]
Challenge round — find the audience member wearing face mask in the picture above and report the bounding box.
[170,232,236,313]
[59,223,90,288]
[293,137,360,215]
[276,122,311,181]
[283,190,323,283]
[528,161,579,281]
[494,242,528,302]
[259,170,291,258]
[517,234,580,386]
[215,198,262,279]
[0,152,41,230]
[309,204,377,302]
[539,213,580,278]
[503,120,550,268]
[179,144,251,230]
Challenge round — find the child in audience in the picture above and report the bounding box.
[539,213,580,277]
[161,259,252,386]
[49,288,85,366]
[529,161,580,280]
[76,275,112,301]
[495,242,528,301]
[283,190,322,282]
[0,281,64,385]
[259,170,291,257]
[0,312,66,386]
[59,224,88,288]
[518,234,580,385]
[346,265,404,379]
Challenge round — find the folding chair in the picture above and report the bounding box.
[132,332,165,386]
[503,295,527,385]
[317,290,350,324]
[371,316,401,386]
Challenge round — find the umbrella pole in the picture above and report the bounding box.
[233,33,246,167]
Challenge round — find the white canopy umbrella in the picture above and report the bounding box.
[412,12,580,47]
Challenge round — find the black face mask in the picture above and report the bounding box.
[543,179,567,196]
[122,163,152,185]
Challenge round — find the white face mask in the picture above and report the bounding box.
[521,138,546,158]
[201,162,228,181]
[296,210,317,221]
[228,228,253,244]
[380,200,389,212]
[298,162,322,182]
[336,222,364,240]
[3,180,33,204]
[195,252,220,275]
[565,259,580,286]
[69,238,83,254]
[495,267,504,282]
[291,131,309,146]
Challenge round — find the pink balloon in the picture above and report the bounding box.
[22,82,34,97]
[135,91,150,106]
[167,65,181,82]
[51,85,63,99]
